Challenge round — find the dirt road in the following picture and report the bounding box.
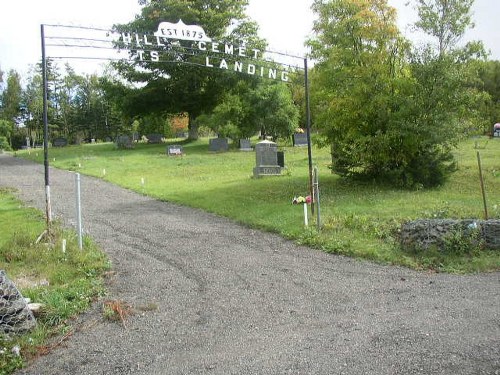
[1,154,499,375]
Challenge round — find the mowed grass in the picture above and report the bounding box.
[16,137,500,273]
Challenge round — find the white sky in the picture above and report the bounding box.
[0,0,499,78]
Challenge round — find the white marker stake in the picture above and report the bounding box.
[75,173,83,250]
[303,203,308,226]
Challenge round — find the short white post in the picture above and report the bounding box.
[75,173,83,250]
[303,203,308,226]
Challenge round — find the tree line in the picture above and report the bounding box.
[1,0,499,188]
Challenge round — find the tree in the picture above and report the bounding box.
[251,83,299,141]
[414,0,474,56]
[0,119,13,150]
[308,0,486,188]
[198,80,299,142]
[113,0,265,140]
[476,60,500,132]
[308,0,418,185]
[0,70,22,124]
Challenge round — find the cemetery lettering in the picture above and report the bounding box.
[119,20,290,82]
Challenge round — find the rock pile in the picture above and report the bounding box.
[0,270,37,334]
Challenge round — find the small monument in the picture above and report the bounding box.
[52,137,68,147]
[253,140,281,177]
[147,133,163,144]
[493,123,500,137]
[167,145,183,156]
[293,133,308,147]
[239,139,252,151]
[116,135,134,149]
[209,138,229,152]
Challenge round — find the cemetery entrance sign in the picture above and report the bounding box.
[120,20,290,82]
[40,20,314,223]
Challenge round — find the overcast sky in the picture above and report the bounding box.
[1,0,499,78]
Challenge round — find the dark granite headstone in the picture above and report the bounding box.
[116,135,134,149]
[53,138,68,147]
[293,133,308,147]
[239,139,252,151]
[253,140,281,177]
[209,138,229,152]
[147,133,163,144]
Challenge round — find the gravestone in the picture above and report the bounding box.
[293,133,308,147]
[167,145,184,156]
[116,135,133,149]
[176,132,188,138]
[494,124,500,137]
[209,138,229,152]
[52,137,68,147]
[239,139,252,151]
[147,133,163,144]
[253,140,281,177]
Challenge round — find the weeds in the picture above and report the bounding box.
[102,300,133,328]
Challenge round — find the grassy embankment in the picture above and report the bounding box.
[0,188,109,374]
[15,136,500,273]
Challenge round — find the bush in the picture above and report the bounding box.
[0,136,11,151]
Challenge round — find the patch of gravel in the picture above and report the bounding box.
[1,154,499,375]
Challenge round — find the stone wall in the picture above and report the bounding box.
[400,219,500,252]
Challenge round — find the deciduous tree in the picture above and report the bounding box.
[113,0,264,140]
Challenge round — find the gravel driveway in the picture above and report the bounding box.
[1,153,499,375]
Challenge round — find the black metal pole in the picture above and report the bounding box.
[304,58,314,214]
[41,24,52,225]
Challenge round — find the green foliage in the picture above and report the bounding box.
[0,336,24,375]
[199,81,299,142]
[308,0,487,188]
[414,0,474,56]
[476,60,500,131]
[0,136,11,151]
[137,114,170,137]
[441,227,483,256]
[0,70,22,124]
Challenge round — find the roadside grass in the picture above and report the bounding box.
[0,188,109,374]
[16,137,500,273]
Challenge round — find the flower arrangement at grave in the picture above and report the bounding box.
[292,195,312,205]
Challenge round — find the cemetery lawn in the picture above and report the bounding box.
[0,188,109,373]
[16,137,500,273]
